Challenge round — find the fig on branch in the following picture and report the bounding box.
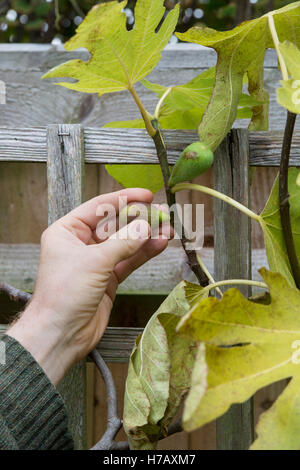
[168,142,214,187]
[119,203,170,228]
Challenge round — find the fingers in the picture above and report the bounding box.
[105,224,172,301]
[114,237,168,284]
[97,218,151,268]
[60,188,153,232]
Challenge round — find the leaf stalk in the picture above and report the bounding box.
[267,13,289,81]
[129,86,156,137]
[151,119,210,287]
[171,183,261,223]
[201,279,268,297]
[154,87,172,120]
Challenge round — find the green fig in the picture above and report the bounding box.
[168,142,214,187]
[119,203,170,228]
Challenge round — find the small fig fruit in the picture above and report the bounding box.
[168,142,214,187]
[119,203,170,228]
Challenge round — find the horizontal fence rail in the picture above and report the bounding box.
[1,127,300,166]
[0,245,267,296]
[0,325,142,363]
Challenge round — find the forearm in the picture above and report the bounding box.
[0,333,74,450]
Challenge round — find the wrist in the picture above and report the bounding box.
[7,302,74,386]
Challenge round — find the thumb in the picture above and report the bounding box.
[99,218,151,267]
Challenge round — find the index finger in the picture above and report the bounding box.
[59,188,153,231]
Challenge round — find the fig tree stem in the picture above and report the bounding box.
[279,111,300,289]
[151,119,209,287]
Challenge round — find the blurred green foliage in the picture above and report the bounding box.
[0,0,293,44]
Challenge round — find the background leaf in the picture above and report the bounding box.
[176,3,300,151]
[260,168,300,286]
[105,164,164,193]
[104,68,263,131]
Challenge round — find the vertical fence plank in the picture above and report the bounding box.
[47,124,86,449]
[214,129,254,450]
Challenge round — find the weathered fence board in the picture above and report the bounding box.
[1,128,300,165]
[0,44,295,132]
[0,244,268,295]
[214,130,254,450]
[47,124,86,450]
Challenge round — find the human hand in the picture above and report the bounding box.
[7,189,172,386]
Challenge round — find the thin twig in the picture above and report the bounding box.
[110,419,183,451]
[279,111,300,289]
[151,119,209,287]
[0,282,31,304]
[89,349,122,450]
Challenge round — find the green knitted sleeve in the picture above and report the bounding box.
[0,334,74,450]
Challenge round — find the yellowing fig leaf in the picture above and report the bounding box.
[276,80,300,114]
[42,0,179,95]
[123,282,203,450]
[178,269,300,449]
[277,41,300,114]
[176,2,300,151]
[184,281,208,308]
[260,168,300,286]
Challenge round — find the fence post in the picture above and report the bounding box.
[214,129,254,450]
[47,123,86,449]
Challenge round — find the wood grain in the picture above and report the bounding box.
[0,244,269,296]
[1,128,300,165]
[214,130,254,450]
[47,124,86,449]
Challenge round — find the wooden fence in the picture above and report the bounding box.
[1,123,299,449]
[0,43,298,450]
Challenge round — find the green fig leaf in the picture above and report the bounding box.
[178,269,300,450]
[42,0,179,95]
[277,41,300,114]
[104,68,261,131]
[260,168,300,287]
[176,2,300,151]
[105,164,164,193]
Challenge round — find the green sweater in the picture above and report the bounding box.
[0,334,74,450]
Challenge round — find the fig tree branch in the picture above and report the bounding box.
[279,111,300,289]
[0,282,31,304]
[151,118,209,287]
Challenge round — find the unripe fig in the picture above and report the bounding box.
[168,142,214,187]
[119,203,170,228]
